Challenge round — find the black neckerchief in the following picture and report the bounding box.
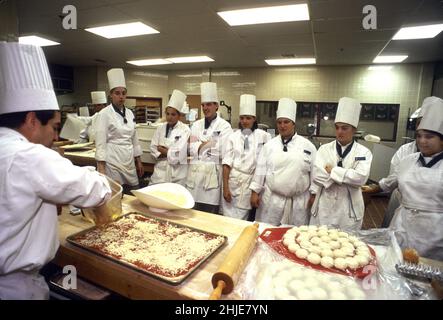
[418,151,443,168]
[204,115,217,129]
[112,104,127,124]
[165,123,176,138]
[281,134,294,152]
[336,140,354,167]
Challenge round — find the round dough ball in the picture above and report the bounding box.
[337,237,350,244]
[273,286,291,300]
[311,287,328,300]
[347,287,366,300]
[328,233,339,241]
[348,235,359,243]
[355,254,370,267]
[334,257,348,270]
[329,291,347,300]
[272,276,288,288]
[288,243,300,253]
[325,280,343,292]
[341,241,355,250]
[319,242,332,250]
[288,279,306,293]
[320,235,331,242]
[306,230,318,238]
[310,236,322,245]
[333,249,346,258]
[307,252,321,265]
[304,276,320,288]
[298,225,309,232]
[300,240,312,250]
[341,247,355,257]
[297,235,310,243]
[283,237,293,247]
[307,225,318,231]
[354,240,367,248]
[295,288,314,300]
[345,257,359,270]
[317,229,329,237]
[321,248,334,257]
[309,246,322,256]
[338,231,349,238]
[329,240,341,249]
[321,256,334,268]
[296,248,309,259]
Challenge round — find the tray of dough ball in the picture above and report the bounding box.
[255,260,367,300]
[259,225,376,279]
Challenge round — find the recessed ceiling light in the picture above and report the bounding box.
[368,66,392,70]
[265,58,316,65]
[166,56,214,63]
[373,55,408,63]
[85,22,159,39]
[126,59,172,66]
[393,23,443,40]
[18,36,60,47]
[218,4,309,26]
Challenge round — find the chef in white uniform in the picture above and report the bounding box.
[95,68,144,193]
[386,97,443,260]
[77,91,107,143]
[222,94,271,220]
[250,98,317,226]
[187,82,233,214]
[0,42,112,300]
[310,97,372,231]
[377,98,436,227]
[150,90,191,185]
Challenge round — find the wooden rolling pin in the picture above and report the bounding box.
[209,223,259,300]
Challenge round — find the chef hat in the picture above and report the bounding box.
[417,96,443,135]
[200,82,219,104]
[181,101,190,114]
[91,91,107,105]
[0,42,58,115]
[418,96,441,118]
[335,97,361,128]
[167,89,187,113]
[276,98,297,122]
[107,68,126,91]
[239,94,256,117]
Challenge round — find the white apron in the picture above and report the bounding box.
[256,147,312,226]
[222,168,253,220]
[0,272,48,300]
[391,154,443,260]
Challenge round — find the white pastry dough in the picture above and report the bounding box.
[295,248,309,259]
[337,231,349,238]
[320,248,334,257]
[347,287,366,300]
[295,288,314,300]
[334,257,348,270]
[329,240,341,249]
[333,249,346,258]
[317,230,329,237]
[345,257,359,270]
[320,256,334,268]
[307,252,321,265]
[288,243,300,253]
[329,291,347,300]
[309,246,322,256]
[319,242,331,250]
[310,236,321,245]
[311,287,328,300]
[274,287,292,300]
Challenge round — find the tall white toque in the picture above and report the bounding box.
[107,68,126,91]
[335,97,362,128]
[0,42,58,115]
[239,94,256,117]
[200,82,219,104]
[276,97,297,122]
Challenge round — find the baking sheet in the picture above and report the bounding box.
[67,212,227,285]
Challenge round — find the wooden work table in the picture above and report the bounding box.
[54,195,251,300]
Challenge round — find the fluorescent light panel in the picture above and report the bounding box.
[166,56,214,63]
[126,59,172,66]
[218,4,309,26]
[373,55,408,63]
[18,36,60,47]
[127,56,214,66]
[265,58,316,65]
[393,23,443,40]
[85,22,159,39]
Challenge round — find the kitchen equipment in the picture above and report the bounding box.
[209,223,259,300]
[395,262,443,282]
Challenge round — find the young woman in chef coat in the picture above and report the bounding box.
[150,90,191,186]
[77,91,108,143]
[186,82,233,214]
[95,69,144,193]
[310,97,372,231]
[0,42,111,299]
[221,94,271,220]
[249,98,317,226]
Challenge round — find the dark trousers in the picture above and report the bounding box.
[194,202,220,215]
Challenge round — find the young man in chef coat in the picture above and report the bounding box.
[186,82,233,214]
[310,97,373,231]
[0,42,112,299]
[150,90,191,186]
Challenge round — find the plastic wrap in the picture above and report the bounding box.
[231,227,438,300]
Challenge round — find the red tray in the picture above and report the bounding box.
[260,227,377,279]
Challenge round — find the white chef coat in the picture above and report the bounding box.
[0,127,111,299]
[186,116,233,206]
[150,121,191,186]
[310,140,372,231]
[389,152,443,260]
[221,128,271,219]
[249,133,317,226]
[77,111,102,143]
[95,104,143,186]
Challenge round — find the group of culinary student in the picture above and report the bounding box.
[1,42,442,300]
